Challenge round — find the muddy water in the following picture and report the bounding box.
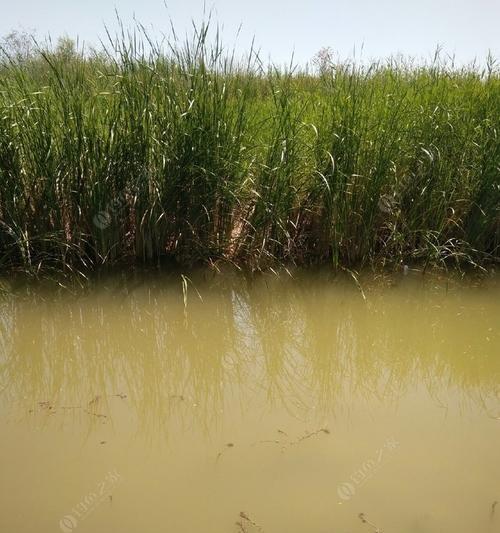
[0,271,499,533]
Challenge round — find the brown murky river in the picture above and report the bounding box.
[0,270,499,533]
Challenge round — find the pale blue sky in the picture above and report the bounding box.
[1,0,499,65]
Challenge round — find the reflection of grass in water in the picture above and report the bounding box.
[0,272,499,437]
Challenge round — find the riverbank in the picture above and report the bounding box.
[0,25,498,276]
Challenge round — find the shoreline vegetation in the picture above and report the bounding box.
[0,22,499,279]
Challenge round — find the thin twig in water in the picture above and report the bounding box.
[342,267,367,301]
[296,428,330,443]
[88,395,101,407]
[359,512,382,533]
[215,442,235,463]
[252,439,281,446]
[283,428,330,450]
[491,501,498,520]
[84,410,107,418]
[239,511,264,532]
[252,428,330,451]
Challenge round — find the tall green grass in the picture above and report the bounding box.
[0,23,498,276]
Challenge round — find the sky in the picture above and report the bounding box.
[1,0,499,66]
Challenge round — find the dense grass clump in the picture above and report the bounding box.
[0,24,499,276]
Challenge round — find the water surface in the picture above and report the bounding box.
[0,271,499,533]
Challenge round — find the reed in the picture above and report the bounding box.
[0,22,498,276]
